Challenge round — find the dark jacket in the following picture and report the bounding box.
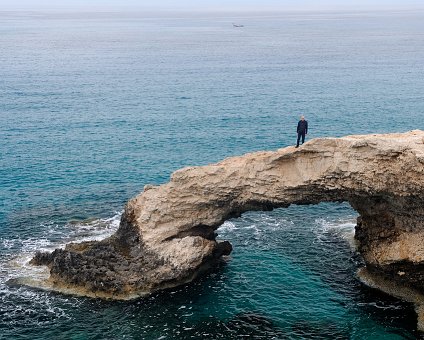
[297,120,308,134]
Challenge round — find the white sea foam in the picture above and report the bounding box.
[0,212,123,325]
[314,217,357,249]
[1,212,122,286]
[65,212,121,243]
[218,220,238,233]
[218,213,294,235]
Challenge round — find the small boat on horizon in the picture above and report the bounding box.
[232,23,244,28]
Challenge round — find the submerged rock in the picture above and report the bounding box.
[31,131,424,328]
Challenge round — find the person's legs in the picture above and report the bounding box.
[296,133,301,147]
[301,132,305,144]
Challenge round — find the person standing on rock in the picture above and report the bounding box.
[296,115,308,148]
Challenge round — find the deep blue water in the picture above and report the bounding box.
[1,10,424,339]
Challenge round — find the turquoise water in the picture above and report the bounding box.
[1,10,423,339]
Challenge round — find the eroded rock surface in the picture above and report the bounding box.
[31,131,424,322]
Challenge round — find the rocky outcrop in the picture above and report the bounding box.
[31,131,424,325]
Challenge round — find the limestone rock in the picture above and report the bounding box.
[31,130,424,327]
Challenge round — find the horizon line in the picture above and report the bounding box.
[2,7,424,13]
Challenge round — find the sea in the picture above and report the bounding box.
[1,9,424,339]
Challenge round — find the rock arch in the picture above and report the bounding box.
[32,131,424,326]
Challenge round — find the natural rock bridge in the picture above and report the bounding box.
[32,131,424,327]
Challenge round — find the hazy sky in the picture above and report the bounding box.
[2,0,424,11]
